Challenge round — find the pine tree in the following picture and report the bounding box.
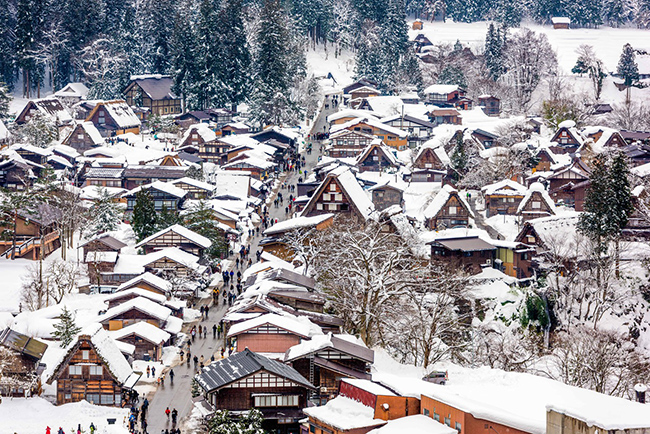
[191,378,202,398]
[578,154,616,256]
[496,0,522,27]
[16,0,47,97]
[0,0,15,89]
[0,82,11,118]
[617,43,639,87]
[184,201,227,262]
[131,190,158,242]
[608,151,634,276]
[52,306,81,347]
[450,134,468,178]
[171,0,199,109]
[438,65,467,88]
[484,23,506,82]
[138,0,176,74]
[87,188,123,236]
[155,206,182,232]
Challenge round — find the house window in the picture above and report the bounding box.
[115,394,122,405]
[100,394,114,405]
[532,201,541,209]
[65,393,71,401]
[82,350,90,360]
[444,417,451,426]
[448,206,457,215]
[89,366,103,376]
[335,194,342,201]
[329,184,336,192]
[423,409,430,416]
[69,365,82,376]
[328,203,337,211]
[77,134,84,140]
[455,422,462,433]
[254,395,299,407]
[434,413,440,422]
[322,193,330,201]
[527,235,535,243]
[86,393,100,404]
[316,203,323,210]
[425,163,432,168]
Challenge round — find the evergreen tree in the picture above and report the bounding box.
[184,200,227,262]
[139,0,176,74]
[438,65,467,88]
[495,0,522,27]
[171,0,200,109]
[617,43,639,87]
[131,190,158,242]
[206,409,265,434]
[354,21,382,84]
[51,306,81,347]
[0,0,15,89]
[191,378,202,398]
[484,23,506,82]
[16,0,47,97]
[0,82,11,118]
[87,188,123,236]
[155,206,182,232]
[450,134,468,178]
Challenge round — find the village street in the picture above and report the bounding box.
[145,130,324,433]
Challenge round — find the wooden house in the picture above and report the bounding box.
[14,98,73,134]
[0,204,61,260]
[304,396,387,434]
[369,182,404,212]
[413,145,450,171]
[551,16,570,29]
[327,109,380,127]
[0,328,48,397]
[221,122,251,135]
[514,213,581,263]
[142,247,204,278]
[46,324,137,406]
[226,313,315,354]
[123,74,181,117]
[85,100,141,137]
[424,185,473,230]
[516,184,557,222]
[326,130,376,158]
[81,165,125,188]
[471,129,499,148]
[134,224,212,256]
[11,144,50,166]
[285,334,374,403]
[533,147,561,172]
[481,179,527,217]
[584,128,627,148]
[478,95,500,116]
[547,158,590,208]
[122,166,188,190]
[54,82,89,106]
[301,167,375,223]
[0,157,40,190]
[122,181,187,212]
[412,19,423,30]
[330,118,408,150]
[413,34,433,52]
[251,127,298,149]
[115,272,173,296]
[428,236,496,275]
[349,86,381,107]
[110,322,170,361]
[62,121,104,152]
[491,240,535,279]
[339,379,420,421]
[426,109,462,126]
[99,296,174,332]
[79,234,126,259]
[196,349,315,430]
[422,84,466,106]
[171,177,215,199]
[550,120,583,154]
[179,123,217,151]
[355,140,399,173]
[222,156,276,180]
[380,114,435,147]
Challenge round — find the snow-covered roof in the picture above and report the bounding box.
[123,181,188,199]
[93,100,141,129]
[263,213,334,236]
[54,82,89,98]
[551,16,571,24]
[100,296,171,323]
[116,272,173,293]
[84,251,119,263]
[330,117,408,138]
[356,140,399,167]
[227,313,321,338]
[104,287,167,305]
[171,176,215,192]
[47,323,133,385]
[0,120,10,140]
[482,179,527,196]
[181,123,216,144]
[79,121,104,146]
[284,332,373,363]
[327,109,380,124]
[424,184,474,219]
[368,415,457,434]
[110,321,171,344]
[303,396,386,431]
[142,247,202,269]
[135,224,212,250]
[222,155,276,170]
[516,183,556,214]
[423,84,459,95]
[337,168,376,220]
[342,378,396,396]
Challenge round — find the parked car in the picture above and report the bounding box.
[423,370,448,385]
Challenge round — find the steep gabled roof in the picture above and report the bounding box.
[110,321,171,345]
[517,183,557,214]
[302,167,375,220]
[100,296,171,323]
[424,184,474,220]
[79,234,127,251]
[355,140,399,167]
[116,272,173,293]
[122,181,188,199]
[195,348,315,392]
[135,224,212,250]
[86,100,141,129]
[284,332,374,363]
[127,74,177,100]
[226,313,320,338]
[481,179,527,196]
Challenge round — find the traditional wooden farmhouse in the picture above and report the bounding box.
[301,167,375,223]
[141,247,205,278]
[428,236,496,275]
[285,334,374,403]
[122,165,188,190]
[481,179,527,217]
[54,82,89,106]
[85,100,142,137]
[15,98,74,134]
[514,213,581,262]
[80,234,127,259]
[134,224,212,256]
[369,182,404,212]
[179,123,217,151]
[122,181,187,212]
[0,328,48,397]
[0,204,61,260]
[261,214,334,260]
[115,272,173,296]
[550,120,583,153]
[355,140,399,172]
[170,177,215,199]
[62,121,104,152]
[478,95,500,116]
[109,322,170,361]
[424,185,473,230]
[584,127,627,148]
[413,144,450,172]
[422,84,466,106]
[123,75,181,117]
[221,122,251,135]
[195,349,315,430]
[251,127,299,149]
[99,296,182,337]
[327,109,380,127]
[330,117,408,151]
[551,16,571,29]
[516,183,557,222]
[349,86,381,108]
[426,109,462,126]
[222,155,276,180]
[0,157,41,190]
[226,313,318,355]
[546,158,590,208]
[381,114,435,144]
[471,129,499,148]
[326,129,376,158]
[413,33,433,52]
[46,324,138,406]
[11,144,50,166]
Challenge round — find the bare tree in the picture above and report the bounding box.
[46,259,81,304]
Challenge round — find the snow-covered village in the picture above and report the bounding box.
[2,0,650,431]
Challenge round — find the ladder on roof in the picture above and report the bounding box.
[309,352,316,399]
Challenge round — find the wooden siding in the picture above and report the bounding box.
[235,333,300,353]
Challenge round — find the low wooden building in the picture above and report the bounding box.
[122,166,188,190]
[62,121,105,153]
[478,95,500,116]
[99,296,174,332]
[226,313,314,354]
[547,159,590,208]
[0,328,48,397]
[516,184,556,222]
[122,181,187,212]
[142,247,204,278]
[46,324,138,406]
[85,100,141,137]
[428,236,496,275]
[491,240,535,279]
[551,16,570,29]
[261,214,334,260]
[550,120,583,154]
[123,74,182,117]
[171,177,215,200]
[115,272,173,296]
[285,334,374,403]
[482,179,527,217]
[424,185,473,230]
[422,84,466,106]
[79,234,127,259]
[134,224,212,256]
[330,118,408,151]
[355,140,399,173]
[110,321,170,361]
[196,349,315,432]
[426,109,462,126]
[14,97,74,134]
[326,130,376,158]
[0,157,41,190]
[369,182,404,212]
[0,204,61,260]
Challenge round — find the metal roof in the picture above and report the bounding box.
[195,348,315,392]
[428,236,496,252]
[0,328,48,360]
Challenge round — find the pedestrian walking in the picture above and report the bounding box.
[198,325,203,338]
[203,327,207,338]
[217,324,222,338]
[199,355,204,365]
[170,369,175,383]
[165,407,171,419]
[193,355,198,366]
[151,366,156,377]
[171,409,178,424]
[179,349,184,362]
[146,366,150,378]
[212,324,217,338]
